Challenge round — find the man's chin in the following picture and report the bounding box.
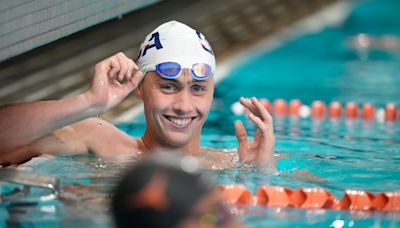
[162,133,192,148]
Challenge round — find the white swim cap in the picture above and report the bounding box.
[137,21,216,76]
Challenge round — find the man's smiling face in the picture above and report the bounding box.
[137,70,214,148]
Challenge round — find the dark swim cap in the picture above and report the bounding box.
[111,152,215,228]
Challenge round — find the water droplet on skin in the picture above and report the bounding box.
[94,158,109,168]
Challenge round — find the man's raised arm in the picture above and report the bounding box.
[0,52,143,153]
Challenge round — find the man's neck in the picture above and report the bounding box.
[140,130,201,155]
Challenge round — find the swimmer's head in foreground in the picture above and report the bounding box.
[112,152,240,228]
[135,21,215,151]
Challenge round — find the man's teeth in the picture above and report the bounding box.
[168,117,192,126]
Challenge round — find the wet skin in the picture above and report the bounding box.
[0,52,274,168]
[0,52,326,184]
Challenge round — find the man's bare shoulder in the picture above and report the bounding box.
[56,117,140,157]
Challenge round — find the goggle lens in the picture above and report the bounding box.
[155,62,212,80]
[191,63,212,80]
[156,62,182,78]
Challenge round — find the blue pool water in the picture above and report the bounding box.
[122,0,400,226]
[1,0,400,227]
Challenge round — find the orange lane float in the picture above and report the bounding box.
[385,103,398,121]
[362,103,376,120]
[256,186,292,207]
[290,187,340,209]
[373,192,400,212]
[288,99,302,116]
[311,100,326,118]
[329,101,342,119]
[340,190,375,210]
[273,99,288,116]
[345,102,359,119]
[218,184,253,205]
[218,184,400,213]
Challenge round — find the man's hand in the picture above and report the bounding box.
[234,97,275,166]
[85,52,144,113]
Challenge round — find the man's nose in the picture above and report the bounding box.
[172,90,194,115]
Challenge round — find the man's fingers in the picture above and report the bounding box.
[234,121,248,146]
[247,112,267,132]
[108,57,120,80]
[130,59,139,70]
[242,97,274,134]
[106,52,141,86]
[235,120,253,162]
[124,71,144,92]
[126,59,138,80]
[251,98,273,126]
[240,97,272,120]
[115,53,129,81]
[126,65,132,81]
[240,97,259,117]
[236,97,276,165]
[253,128,261,145]
[96,52,135,81]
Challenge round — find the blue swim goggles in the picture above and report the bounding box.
[153,62,213,80]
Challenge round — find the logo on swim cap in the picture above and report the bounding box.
[139,32,163,58]
[196,31,213,55]
[138,21,216,76]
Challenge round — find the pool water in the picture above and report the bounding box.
[1,0,400,227]
[118,0,400,225]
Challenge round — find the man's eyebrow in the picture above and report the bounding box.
[157,78,179,83]
[191,78,212,83]
[156,78,184,86]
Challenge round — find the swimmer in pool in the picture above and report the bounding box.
[0,21,275,169]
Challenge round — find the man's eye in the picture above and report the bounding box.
[192,85,206,94]
[160,84,177,93]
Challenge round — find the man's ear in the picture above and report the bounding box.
[134,82,143,100]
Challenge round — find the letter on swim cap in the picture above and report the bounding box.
[196,31,213,55]
[139,32,163,58]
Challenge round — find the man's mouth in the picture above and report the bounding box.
[164,115,195,128]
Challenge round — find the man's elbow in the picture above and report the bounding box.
[0,145,41,166]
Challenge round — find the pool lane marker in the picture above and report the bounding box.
[218,184,400,212]
[345,102,358,119]
[329,101,342,119]
[361,103,375,120]
[273,99,288,116]
[231,99,398,122]
[218,184,253,205]
[373,192,400,212]
[288,99,302,116]
[385,103,398,121]
[311,100,326,118]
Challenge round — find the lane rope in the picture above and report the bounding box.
[231,99,398,122]
[219,184,400,212]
